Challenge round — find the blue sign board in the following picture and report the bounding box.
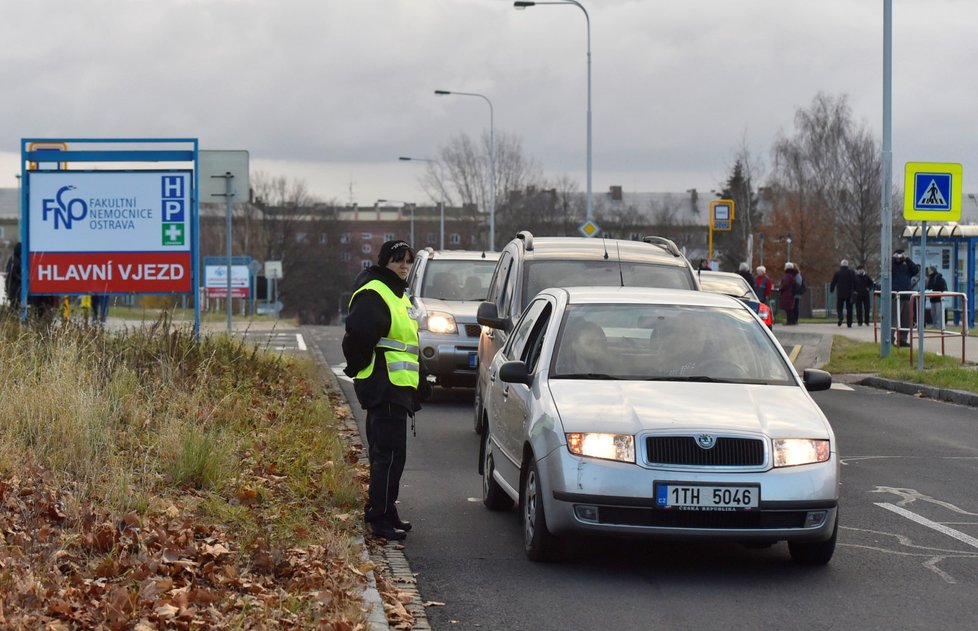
[913,172,952,211]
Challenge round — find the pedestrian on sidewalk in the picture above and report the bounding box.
[925,265,948,329]
[737,262,754,287]
[342,239,430,541]
[853,264,874,326]
[779,262,800,325]
[891,249,920,346]
[830,259,857,327]
[754,265,774,307]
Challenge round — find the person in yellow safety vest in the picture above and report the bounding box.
[342,239,430,541]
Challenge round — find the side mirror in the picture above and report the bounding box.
[477,302,509,331]
[499,360,533,386]
[802,368,832,392]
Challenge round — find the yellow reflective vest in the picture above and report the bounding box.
[349,280,420,389]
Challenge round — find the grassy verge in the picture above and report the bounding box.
[0,312,368,627]
[823,335,978,394]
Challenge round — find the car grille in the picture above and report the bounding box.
[463,324,482,338]
[646,436,765,467]
[597,507,807,530]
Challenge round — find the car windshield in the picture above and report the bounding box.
[420,259,498,301]
[523,260,693,304]
[699,274,757,301]
[551,303,794,384]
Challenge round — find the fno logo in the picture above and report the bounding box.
[42,185,88,230]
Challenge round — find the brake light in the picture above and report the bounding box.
[758,303,773,327]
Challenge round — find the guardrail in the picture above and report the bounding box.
[873,290,969,364]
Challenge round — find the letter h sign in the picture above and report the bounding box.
[161,175,185,222]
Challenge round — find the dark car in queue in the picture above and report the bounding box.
[481,286,838,564]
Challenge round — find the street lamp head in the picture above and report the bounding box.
[434,90,451,95]
[514,1,536,7]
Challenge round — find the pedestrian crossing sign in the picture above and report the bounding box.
[904,162,961,221]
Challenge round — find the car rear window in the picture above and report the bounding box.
[523,260,693,304]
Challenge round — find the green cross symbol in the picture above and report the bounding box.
[162,223,185,246]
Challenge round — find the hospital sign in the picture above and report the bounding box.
[28,171,192,293]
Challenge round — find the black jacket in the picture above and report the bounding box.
[342,265,424,412]
[830,266,856,299]
[925,271,948,303]
[892,257,920,292]
[853,271,874,297]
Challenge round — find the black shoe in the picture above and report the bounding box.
[837,322,842,327]
[370,521,407,541]
[391,517,412,532]
[389,509,412,532]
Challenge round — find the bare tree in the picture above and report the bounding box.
[418,131,543,249]
[768,93,860,285]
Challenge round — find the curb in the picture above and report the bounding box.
[301,327,431,631]
[857,375,978,408]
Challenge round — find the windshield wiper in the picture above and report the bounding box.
[642,375,735,383]
[554,373,622,380]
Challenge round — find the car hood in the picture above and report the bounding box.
[416,297,480,321]
[549,381,830,439]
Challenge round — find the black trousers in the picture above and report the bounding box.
[836,296,853,326]
[364,402,408,524]
[855,293,871,325]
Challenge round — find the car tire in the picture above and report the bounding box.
[482,433,513,511]
[473,388,483,434]
[788,513,838,566]
[522,457,560,562]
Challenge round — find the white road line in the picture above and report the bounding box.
[876,502,978,550]
[830,382,853,391]
[296,333,307,351]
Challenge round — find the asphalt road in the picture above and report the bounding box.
[308,325,978,631]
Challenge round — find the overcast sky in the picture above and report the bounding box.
[2,0,976,207]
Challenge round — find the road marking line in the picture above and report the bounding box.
[830,382,853,391]
[876,502,978,550]
[296,333,307,351]
[788,345,801,362]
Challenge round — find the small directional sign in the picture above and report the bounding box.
[579,219,601,238]
[710,199,735,232]
[904,162,962,221]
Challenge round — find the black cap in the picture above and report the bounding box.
[378,240,414,266]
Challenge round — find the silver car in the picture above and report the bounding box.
[407,248,500,389]
[482,286,838,564]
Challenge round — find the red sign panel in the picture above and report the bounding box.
[206,287,250,298]
[29,252,192,293]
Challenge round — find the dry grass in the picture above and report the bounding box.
[0,310,369,625]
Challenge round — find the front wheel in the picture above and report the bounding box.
[788,513,838,566]
[522,458,560,562]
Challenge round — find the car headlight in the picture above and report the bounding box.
[566,433,635,463]
[773,439,831,467]
[425,311,458,334]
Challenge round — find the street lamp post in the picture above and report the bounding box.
[515,0,592,224]
[434,89,495,250]
[377,199,416,246]
[399,156,445,249]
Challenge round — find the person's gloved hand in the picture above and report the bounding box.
[419,376,433,401]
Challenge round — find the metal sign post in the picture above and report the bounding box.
[211,172,235,333]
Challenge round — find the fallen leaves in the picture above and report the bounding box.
[0,468,369,629]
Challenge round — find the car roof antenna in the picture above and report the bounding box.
[601,234,610,260]
[616,241,624,286]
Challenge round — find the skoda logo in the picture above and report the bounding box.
[696,434,717,450]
